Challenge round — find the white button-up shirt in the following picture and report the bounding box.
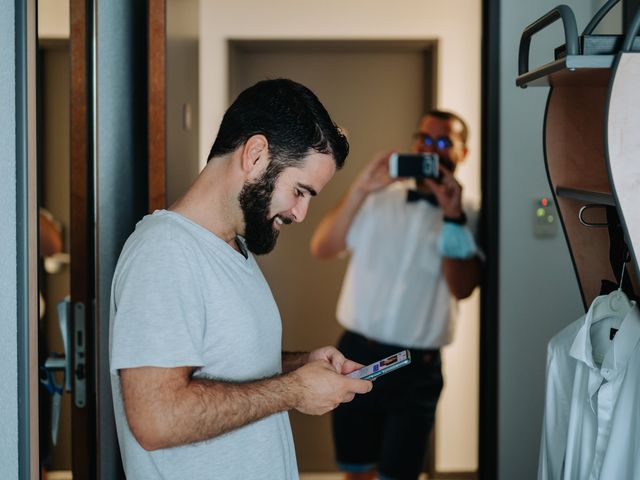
[336,182,479,349]
[538,301,640,480]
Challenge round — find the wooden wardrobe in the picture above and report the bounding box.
[516,1,640,309]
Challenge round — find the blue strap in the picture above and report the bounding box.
[437,222,478,259]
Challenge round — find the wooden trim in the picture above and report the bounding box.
[544,85,616,308]
[70,0,87,298]
[148,0,166,212]
[431,471,478,479]
[70,0,97,477]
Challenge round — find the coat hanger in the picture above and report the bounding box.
[591,254,633,324]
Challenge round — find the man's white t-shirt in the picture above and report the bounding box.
[337,182,478,349]
[109,210,298,479]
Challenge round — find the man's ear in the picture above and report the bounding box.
[240,134,269,174]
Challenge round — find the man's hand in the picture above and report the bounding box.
[308,346,365,375]
[290,360,372,415]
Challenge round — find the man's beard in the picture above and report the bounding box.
[238,165,291,255]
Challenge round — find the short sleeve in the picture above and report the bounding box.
[110,237,205,373]
[346,194,375,252]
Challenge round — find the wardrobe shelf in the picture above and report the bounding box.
[555,186,615,206]
[516,55,614,88]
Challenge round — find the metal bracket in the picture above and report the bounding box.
[578,204,609,228]
[74,302,87,408]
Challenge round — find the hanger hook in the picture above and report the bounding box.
[578,204,609,228]
[619,261,627,291]
[618,250,631,291]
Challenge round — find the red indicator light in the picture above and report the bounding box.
[541,198,549,206]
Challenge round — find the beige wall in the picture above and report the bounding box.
[200,0,481,473]
[38,0,69,39]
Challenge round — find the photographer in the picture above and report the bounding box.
[310,110,482,480]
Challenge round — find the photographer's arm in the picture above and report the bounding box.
[310,151,394,259]
[423,168,481,299]
[443,257,481,299]
[310,186,368,258]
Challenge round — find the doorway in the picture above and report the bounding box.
[37,38,72,476]
[228,40,479,476]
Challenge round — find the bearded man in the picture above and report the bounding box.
[109,79,372,480]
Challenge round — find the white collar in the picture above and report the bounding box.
[570,301,640,375]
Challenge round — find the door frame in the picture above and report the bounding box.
[12,0,501,477]
[15,0,39,478]
[478,0,500,479]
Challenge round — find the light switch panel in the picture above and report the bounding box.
[533,196,558,238]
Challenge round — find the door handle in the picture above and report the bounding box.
[43,298,72,390]
[40,298,72,445]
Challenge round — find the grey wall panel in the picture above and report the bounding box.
[96,1,148,478]
[498,1,600,479]
[0,0,19,475]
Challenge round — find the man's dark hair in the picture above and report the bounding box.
[426,109,469,145]
[208,79,349,171]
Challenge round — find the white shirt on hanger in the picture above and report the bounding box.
[538,300,640,480]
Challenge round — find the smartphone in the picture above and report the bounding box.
[389,153,439,179]
[347,350,411,381]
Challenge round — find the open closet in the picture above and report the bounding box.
[517,1,640,478]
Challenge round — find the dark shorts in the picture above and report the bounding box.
[332,330,443,480]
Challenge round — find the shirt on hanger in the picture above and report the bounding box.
[538,301,640,480]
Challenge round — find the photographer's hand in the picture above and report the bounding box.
[352,150,396,195]
[424,166,463,218]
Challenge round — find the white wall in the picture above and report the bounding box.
[200,0,481,472]
[498,1,604,478]
[199,1,481,201]
[0,0,19,475]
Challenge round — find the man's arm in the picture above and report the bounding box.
[310,151,394,259]
[282,351,309,373]
[443,257,481,299]
[120,357,371,451]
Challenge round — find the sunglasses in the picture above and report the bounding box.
[412,133,454,151]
